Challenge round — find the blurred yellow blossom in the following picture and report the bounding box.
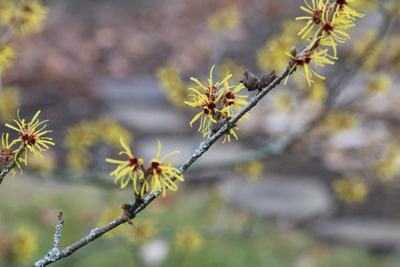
[299,79,327,102]
[129,220,156,244]
[218,59,245,80]
[175,229,203,252]
[324,110,358,132]
[350,0,377,13]
[235,160,264,180]
[0,45,16,73]
[373,141,400,181]
[351,30,381,71]
[11,1,48,36]
[95,116,132,149]
[156,65,187,109]
[66,149,89,172]
[65,116,132,171]
[365,74,392,95]
[0,86,20,122]
[272,90,294,113]
[97,205,126,238]
[333,176,368,204]
[207,7,240,32]
[12,226,37,263]
[65,121,96,150]
[257,21,302,72]
[374,159,398,181]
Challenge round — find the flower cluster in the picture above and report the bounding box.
[0,1,48,36]
[0,1,47,74]
[184,65,249,142]
[286,0,364,86]
[106,138,184,197]
[3,110,54,173]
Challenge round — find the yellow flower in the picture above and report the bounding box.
[185,65,250,141]
[320,5,355,45]
[106,139,183,197]
[222,126,240,143]
[296,0,329,39]
[5,110,54,164]
[335,0,365,19]
[147,140,184,197]
[333,176,368,204]
[13,1,48,36]
[285,48,335,86]
[221,80,248,117]
[184,65,229,137]
[106,137,145,193]
[0,45,16,73]
[175,229,203,252]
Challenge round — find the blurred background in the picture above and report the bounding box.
[1,0,400,266]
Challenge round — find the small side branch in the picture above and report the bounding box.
[33,212,129,267]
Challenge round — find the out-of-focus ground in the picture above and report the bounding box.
[2,0,400,266]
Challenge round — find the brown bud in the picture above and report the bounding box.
[240,71,261,92]
[259,70,277,88]
[290,46,297,57]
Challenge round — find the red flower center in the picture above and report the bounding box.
[21,134,36,146]
[129,157,140,170]
[322,22,334,35]
[149,161,162,174]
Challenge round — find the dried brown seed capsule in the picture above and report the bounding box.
[240,71,261,92]
[260,70,277,88]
